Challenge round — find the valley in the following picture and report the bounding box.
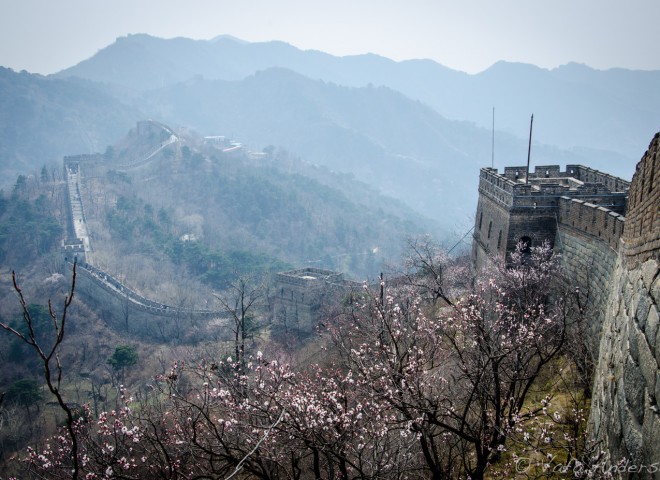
[0,27,658,479]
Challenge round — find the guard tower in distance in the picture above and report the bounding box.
[271,267,357,335]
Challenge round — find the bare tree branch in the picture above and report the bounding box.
[0,262,80,479]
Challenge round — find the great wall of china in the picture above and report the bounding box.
[61,121,229,342]
[472,132,659,477]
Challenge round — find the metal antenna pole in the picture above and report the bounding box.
[525,114,534,184]
[491,107,495,169]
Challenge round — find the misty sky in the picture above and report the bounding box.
[1,0,660,75]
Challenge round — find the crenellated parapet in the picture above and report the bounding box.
[621,132,660,268]
[472,164,628,269]
[557,197,626,252]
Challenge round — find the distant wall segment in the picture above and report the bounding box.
[66,261,229,343]
[59,130,228,342]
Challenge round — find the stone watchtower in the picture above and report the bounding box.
[271,268,354,334]
[472,165,629,268]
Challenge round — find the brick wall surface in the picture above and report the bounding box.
[622,133,660,267]
[587,132,660,478]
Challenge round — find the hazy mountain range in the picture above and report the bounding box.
[2,33,658,232]
[58,34,660,161]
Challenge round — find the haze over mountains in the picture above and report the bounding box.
[2,33,659,233]
[58,34,660,160]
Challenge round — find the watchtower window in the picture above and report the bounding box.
[497,230,502,250]
[478,211,483,230]
[519,236,532,254]
[487,221,492,239]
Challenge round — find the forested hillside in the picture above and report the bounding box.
[86,124,430,285]
[140,67,623,229]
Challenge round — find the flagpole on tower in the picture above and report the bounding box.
[491,107,495,169]
[525,114,534,184]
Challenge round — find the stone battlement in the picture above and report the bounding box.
[621,132,660,267]
[478,165,628,208]
[275,267,345,287]
[473,164,629,269]
[557,197,626,252]
[501,164,629,191]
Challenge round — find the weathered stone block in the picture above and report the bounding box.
[629,269,643,290]
[614,299,625,326]
[652,275,660,305]
[612,384,625,451]
[624,355,646,423]
[647,305,659,351]
[636,329,658,395]
[629,321,640,363]
[636,295,651,331]
[641,259,658,291]
[624,281,635,311]
[641,409,660,480]
[621,403,644,466]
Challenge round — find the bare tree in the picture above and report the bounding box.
[330,241,571,479]
[214,275,267,371]
[0,263,80,479]
[398,234,469,307]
